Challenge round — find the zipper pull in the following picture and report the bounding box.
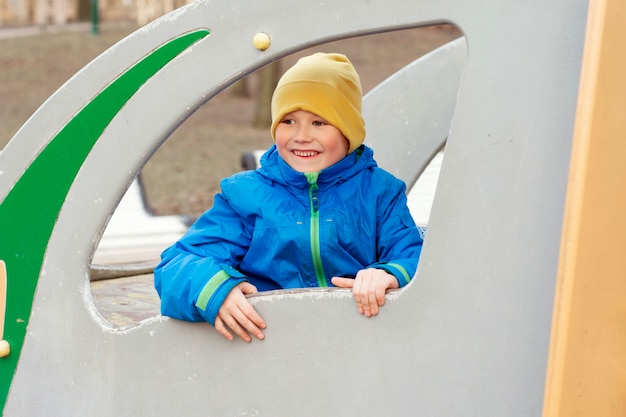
[305,172,320,213]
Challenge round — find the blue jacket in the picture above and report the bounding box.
[154,145,424,325]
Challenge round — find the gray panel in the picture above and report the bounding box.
[364,37,466,187]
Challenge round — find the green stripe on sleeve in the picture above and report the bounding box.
[195,270,231,311]
[384,263,412,285]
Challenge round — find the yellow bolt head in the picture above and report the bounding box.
[0,340,9,358]
[253,32,271,51]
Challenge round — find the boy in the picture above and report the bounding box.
[155,52,423,342]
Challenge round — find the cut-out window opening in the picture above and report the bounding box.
[89,24,465,328]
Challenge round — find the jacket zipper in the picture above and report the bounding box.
[305,172,327,287]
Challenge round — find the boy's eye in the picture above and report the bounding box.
[281,119,295,125]
[312,120,326,126]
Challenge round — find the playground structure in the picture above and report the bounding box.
[0,0,624,416]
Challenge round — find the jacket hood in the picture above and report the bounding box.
[258,144,377,188]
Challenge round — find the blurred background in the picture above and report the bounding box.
[0,0,460,219]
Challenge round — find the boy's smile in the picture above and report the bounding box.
[275,110,349,173]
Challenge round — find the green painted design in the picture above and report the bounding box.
[0,28,209,410]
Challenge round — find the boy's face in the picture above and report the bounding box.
[275,110,349,173]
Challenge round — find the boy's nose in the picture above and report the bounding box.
[293,125,313,142]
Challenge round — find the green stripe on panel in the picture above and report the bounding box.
[0,28,209,410]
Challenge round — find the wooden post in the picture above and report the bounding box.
[543,0,626,416]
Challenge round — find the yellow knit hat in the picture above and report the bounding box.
[270,52,366,154]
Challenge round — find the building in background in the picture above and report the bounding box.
[0,0,193,26]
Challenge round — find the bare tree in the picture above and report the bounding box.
[253,61,281,128]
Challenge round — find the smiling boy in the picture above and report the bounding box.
[155,53,424,342]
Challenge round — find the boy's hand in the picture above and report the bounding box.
[331,269,399,317]
[214,282,266,342]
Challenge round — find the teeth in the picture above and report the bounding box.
[294,150,318,157]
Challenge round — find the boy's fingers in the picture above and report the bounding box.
[241,285,267,334]
[216,283,266,342]
[368,289,380,316]
[331,277,354,288]
[367,278,392,315]
[222,303,265,342]
[332,273,395,317]
[239,282,259,295]
[351,277,367,316]
[355,271,389,317]
[236,307,266,340]
[375,282,388,306]
[241,304,266,331]
[231,296,266,339]
[214,316,234,341]
[221,311,253,343]
[361,291,376,317]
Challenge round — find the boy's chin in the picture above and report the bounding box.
[288,159,327,173]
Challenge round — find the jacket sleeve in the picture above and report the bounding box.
[154,192,250,325]
[369,177,425,287]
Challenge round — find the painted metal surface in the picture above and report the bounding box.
[0,0,589,415]
[0,29,209,409]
